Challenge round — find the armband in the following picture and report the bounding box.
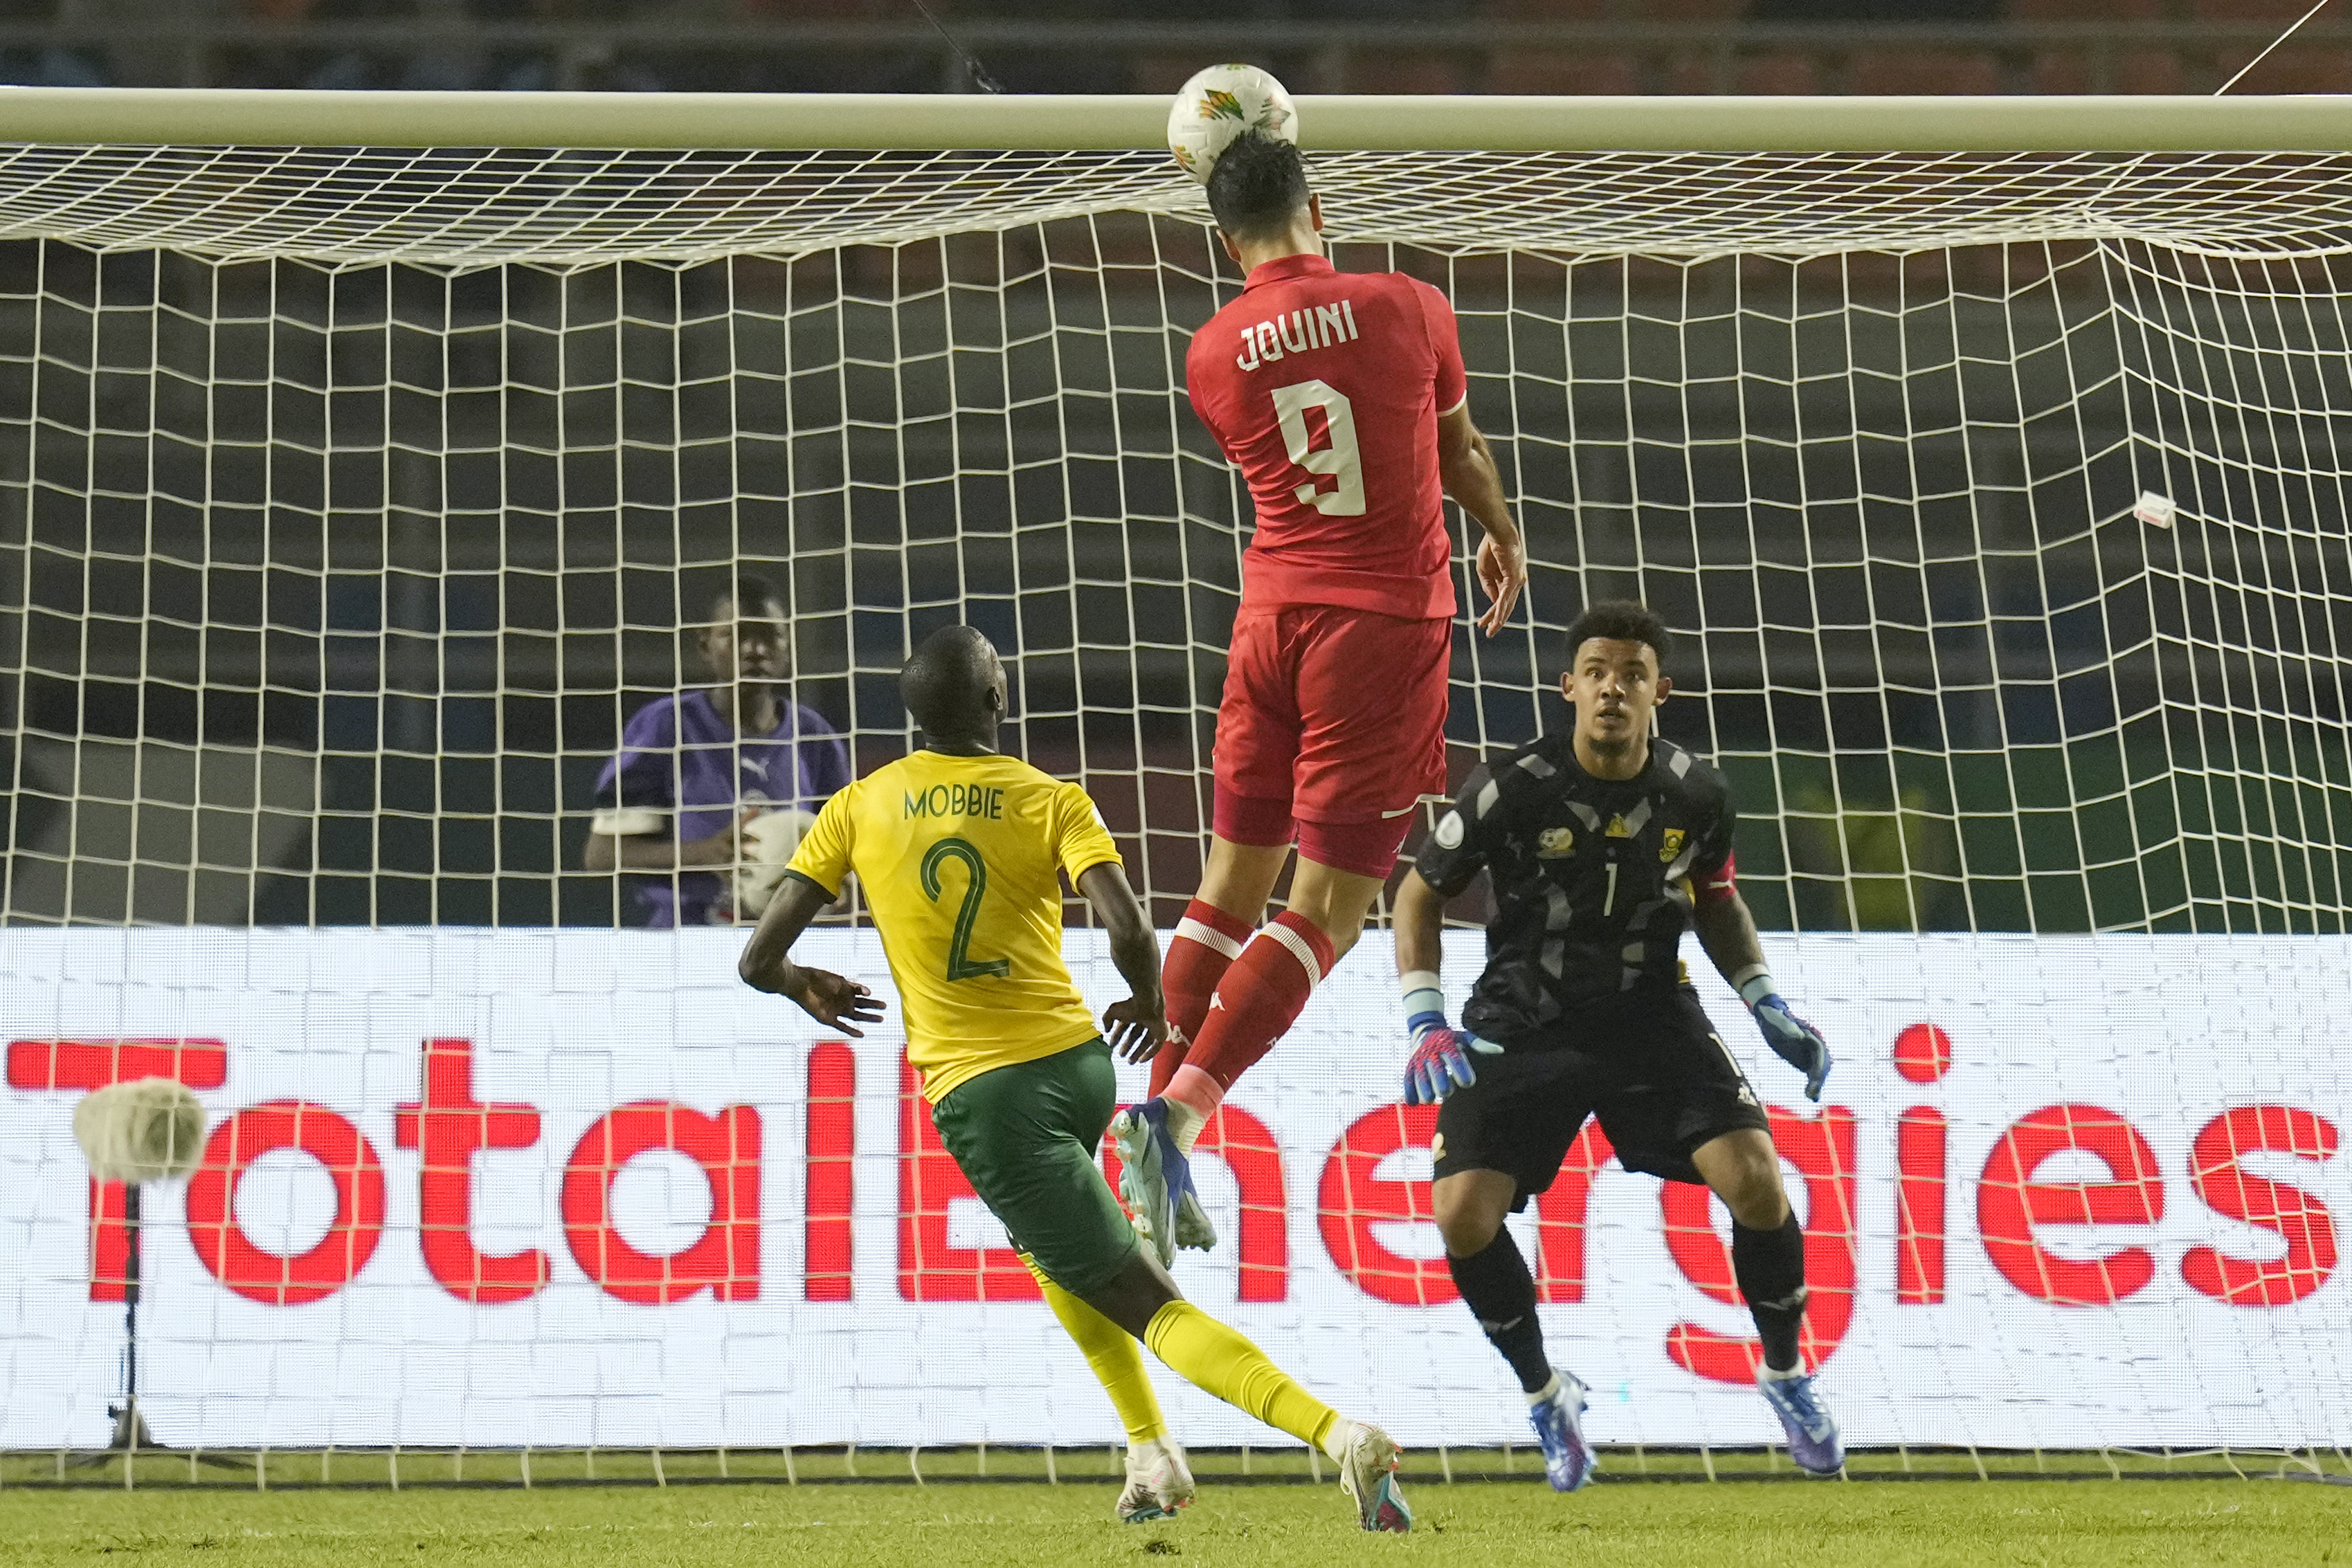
[1692,850,1740,906]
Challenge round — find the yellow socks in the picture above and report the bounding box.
[1023,1255,1168,1446]
[1143,1300,1341,1455]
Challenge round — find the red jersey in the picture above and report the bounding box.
[1185,253,1467,622]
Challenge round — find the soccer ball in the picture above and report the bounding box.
[732,807,820,920]
[1167,64,1297,186]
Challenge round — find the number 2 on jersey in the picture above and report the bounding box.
[921,837,1011,981]
[1272,379,1366,516]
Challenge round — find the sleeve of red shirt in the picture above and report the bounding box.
[1412,278,1469,416]
[1183,331,1229,448]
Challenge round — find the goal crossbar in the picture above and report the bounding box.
[0,89,2345,153]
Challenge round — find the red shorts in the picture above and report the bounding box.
[1211,603,1451,878]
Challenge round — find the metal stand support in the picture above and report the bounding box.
[76,1184,238,1470]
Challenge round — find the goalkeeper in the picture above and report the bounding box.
[738,624,1411,1534]
[1393,600,1841,1490]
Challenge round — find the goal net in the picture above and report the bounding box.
[1,95,2348,1475]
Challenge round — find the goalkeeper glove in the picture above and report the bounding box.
[1733,967,1830,1101]
[1400,970,1501,1106]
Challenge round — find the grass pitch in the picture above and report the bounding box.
[3,1456,2346,1568]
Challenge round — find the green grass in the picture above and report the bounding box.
[3,1459,2346,1567]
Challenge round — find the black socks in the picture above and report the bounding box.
[1733,1214,1809,1374]
[1447,1232,1553,1394]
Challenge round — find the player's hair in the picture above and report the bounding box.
[714,571,786,622]
[1207,134,1312,241]
[901,624,999,738]
[1564,601,1674,669]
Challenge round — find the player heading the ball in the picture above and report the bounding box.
[736,626,1412,1533]
[1395,601,1841,1488]
[1115,121,1529,1266]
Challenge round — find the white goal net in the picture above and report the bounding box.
[1,97,2347,1473]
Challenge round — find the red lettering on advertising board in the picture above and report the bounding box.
[898,1057,1035,1301]
[1663,1106,1858,1383]
[1319,1105,1451,1305]
[394,1038,548,1304]
[7,1039,228,1302]
[186,1100,386,1306]
[1979,1104,2163,1306]
[1102,1104,1290,1302]
[1897,1107,1948,1304]
[561,1102,761,1304]
[2182,1105,2339,1306]
[805,1042,857,1302]
[1532,1122,1616,1304]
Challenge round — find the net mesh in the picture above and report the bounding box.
[3,147,2352,264]
[1,140,2349,1466]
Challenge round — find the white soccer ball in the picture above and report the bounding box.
[732,808,820,920]
[1167,64,1297,186]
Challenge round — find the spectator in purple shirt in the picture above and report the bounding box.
[583,573,851,927]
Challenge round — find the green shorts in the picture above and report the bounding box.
[929,1037,1141,1299]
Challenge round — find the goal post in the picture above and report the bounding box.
[0,86,2348,151]
[0,92,2347,1473]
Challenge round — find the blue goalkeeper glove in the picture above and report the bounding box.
[1400,972,1501,1106]
[1736,967,1831,1102]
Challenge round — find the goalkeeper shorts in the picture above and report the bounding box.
[929,1037,1141,1299]
[1434,987,1771,1202]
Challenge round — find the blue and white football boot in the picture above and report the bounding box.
[1527,1370,1598,1492]
[1757,1368,1845,1476]
[1110,1098,1215,1266]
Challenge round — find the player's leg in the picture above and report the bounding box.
[1148,832,1288,1097]
[932,1044,1198,1522]
[932,1037,1408,1533]
[1116,607,1303,1257]
[1429,1050,1599,1492]
[1154,853,1384,1136]
[1017,1250,1191,1522]
[1152,605,1301,1094]
[1152,608,1447,1149]
[1083,1248,1410,1533]
[1619,992,1843,1475]
[1688,1125,1843,1475]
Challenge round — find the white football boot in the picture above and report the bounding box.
[1331,1419,1412,1533]
[1117,1435,1196,1523]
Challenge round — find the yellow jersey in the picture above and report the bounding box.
[785,749,1123,1102]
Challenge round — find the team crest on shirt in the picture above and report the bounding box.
[1660,828,1685,863]
[1536,826,1575,858]
[1605,814,1632,838]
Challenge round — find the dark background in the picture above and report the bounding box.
[3,217,2346,933]
[1,0,2349,97]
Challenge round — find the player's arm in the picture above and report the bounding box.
[737,871,884,1036]
[1436,402,1526,638]
[1075,862,1173,1064]
[584,707,752,873]
[584,809,754,873]
[1688,864,1831,1102]
[1394,772,1507,1104]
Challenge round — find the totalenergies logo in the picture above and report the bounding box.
[8,1024,2340,1391]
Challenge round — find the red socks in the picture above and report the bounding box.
[1150,899,1254,1097]
[1175,910,1335,1098]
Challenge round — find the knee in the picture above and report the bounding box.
[1723,1157,1791,1230]
[1434,1186,1508,1258]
